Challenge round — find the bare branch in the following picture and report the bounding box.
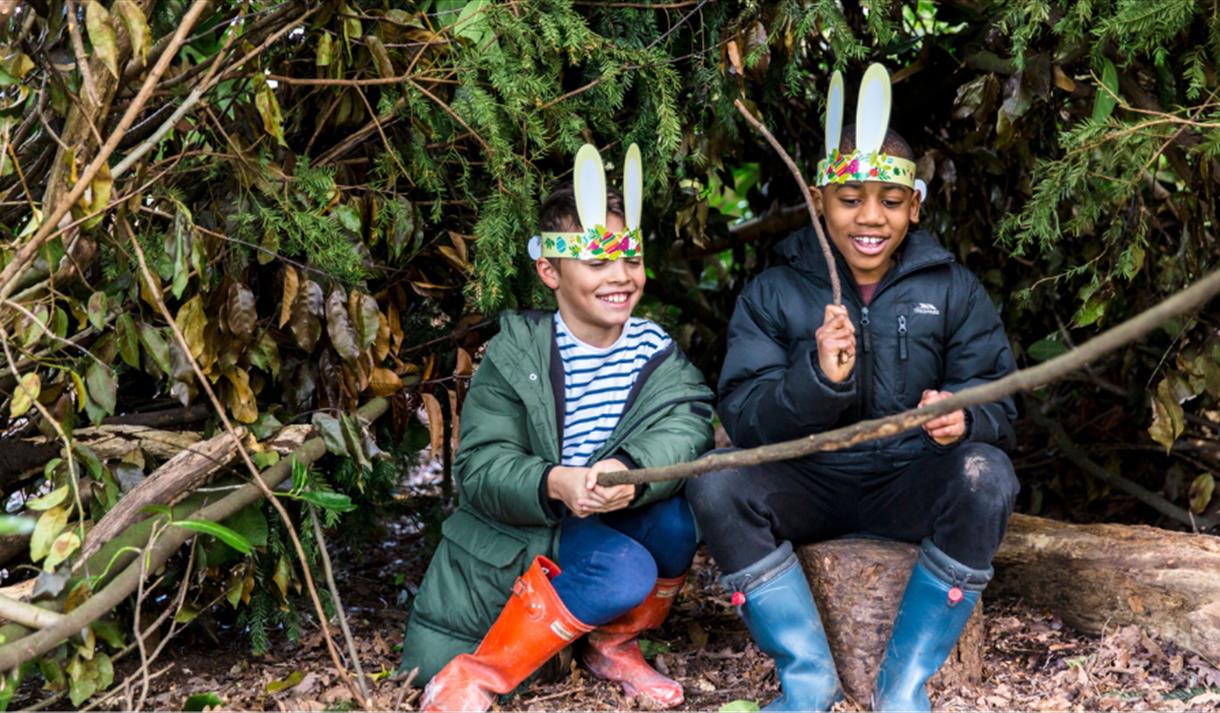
[598,268,1220,486]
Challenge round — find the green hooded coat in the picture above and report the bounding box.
[400,310,715,683]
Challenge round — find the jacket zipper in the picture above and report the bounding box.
[859,306,872,418]
[898,314,908,361]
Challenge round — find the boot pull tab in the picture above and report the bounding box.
[947,586,964,607]
[731,591,746,608]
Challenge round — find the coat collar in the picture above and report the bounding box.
[774,226,954,290]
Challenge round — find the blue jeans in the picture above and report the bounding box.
[552,495,698,626]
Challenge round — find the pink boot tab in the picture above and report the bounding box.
[947,586,964,606]
[731,591,746,607]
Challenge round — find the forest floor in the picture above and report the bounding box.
[69,495,1220,713]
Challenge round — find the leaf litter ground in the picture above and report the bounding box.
[34,459,1219,711]
[75,515,1220,712]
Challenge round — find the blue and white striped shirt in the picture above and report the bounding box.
[555,313,671,466]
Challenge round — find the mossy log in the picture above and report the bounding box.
[797,539,983,706]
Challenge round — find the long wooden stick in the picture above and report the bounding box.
[733,98,842,305]
[598,267,1220,486]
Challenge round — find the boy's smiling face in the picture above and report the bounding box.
[813,180,921,286]
[536,213,645,347]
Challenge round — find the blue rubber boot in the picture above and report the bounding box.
[722,543,842,712]
[873,540,991,712]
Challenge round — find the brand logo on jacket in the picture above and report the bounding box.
[913,303,940,316]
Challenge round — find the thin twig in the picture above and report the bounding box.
[133,525,158,711]
[120,220,371,709]
[65,1,99,108]
[598,267,1220,486]
[0,320,83,551]
[407,78,493,156]
[645,0,709,49]
[308,505,370,701]
[1029,407,1218,531]
[732,98,842,305]
[354,85,410,179]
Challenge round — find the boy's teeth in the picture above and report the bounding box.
[855,236,884,245]
[602,294,627,303]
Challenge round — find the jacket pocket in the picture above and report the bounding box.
[442,507,530,566]
[418,508,532,641]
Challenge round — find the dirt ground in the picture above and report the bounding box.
[36,498,1217,713]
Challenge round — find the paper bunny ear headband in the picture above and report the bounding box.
[817,64,917,191]
[529,143,644,262]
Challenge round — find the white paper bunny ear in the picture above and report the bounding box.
[914,178,927,202]
[623,143,643,231]
[573,143,606,230]
[528,235,542,260]
[855,63,892,155]
[824,71,845,158]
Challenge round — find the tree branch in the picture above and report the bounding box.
[1029,407,1218,531]
[733,99,842,305]
[598,267,1220,486]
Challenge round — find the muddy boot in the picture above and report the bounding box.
[583,574,686,709]
[420,556,594,712]
[872,540,990,712]
[723,543,842,711]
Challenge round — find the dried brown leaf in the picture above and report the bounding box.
[326,288,361,362]
[290,280,324,352]
[279,265,299,329]
[421,392,444,456]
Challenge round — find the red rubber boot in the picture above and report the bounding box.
[582,575,686,709]
[420,556,594,712]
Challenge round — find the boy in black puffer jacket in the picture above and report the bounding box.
[687,64,1019,712]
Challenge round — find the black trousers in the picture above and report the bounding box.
[686,442,1019,574]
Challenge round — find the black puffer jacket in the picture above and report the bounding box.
[718,226,1017,473]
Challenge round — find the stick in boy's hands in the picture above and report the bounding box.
[584,459,635,513]
[919,389,967,445]
[816,304,856,383]
[547,465,600,518]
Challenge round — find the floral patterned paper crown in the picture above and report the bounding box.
[815,64,917,190]
[530,143,644,261]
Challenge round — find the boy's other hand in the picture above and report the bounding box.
[919,389,967,446]
[816,304,856,383]
[584,459,635,514]
[547,465,601,517]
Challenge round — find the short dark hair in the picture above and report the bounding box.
[539,186,625,233]
[835,125,914,160]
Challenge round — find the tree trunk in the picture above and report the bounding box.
[797,539,983,706]
[992,513,1220,662]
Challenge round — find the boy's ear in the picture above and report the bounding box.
[536,257,561,289]
[908,189,921,224]
[811,186,826,213]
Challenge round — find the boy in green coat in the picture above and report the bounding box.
[401,144,714,712]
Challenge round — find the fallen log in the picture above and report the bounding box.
[75,423,312,570]
[71,424,202,461]
[992,513,1220,663]
[797,539,983,705]
[73,426,244,568]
